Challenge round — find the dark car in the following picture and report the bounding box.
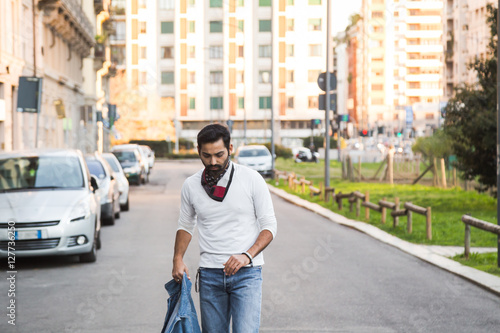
[111,148,146,185]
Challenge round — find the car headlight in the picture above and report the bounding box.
[70,200,91,222]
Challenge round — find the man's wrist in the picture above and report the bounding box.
[242,251,253,264]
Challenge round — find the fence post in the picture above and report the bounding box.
[407,208,413,234]
[301,177,306,194]
[381,197,387,224]
[464,224,471,260]
[356,196,361,217]
[426,207,432,240]
[365,191,370,220]
[393,197,400,227]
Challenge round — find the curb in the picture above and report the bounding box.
[268,185,500,297]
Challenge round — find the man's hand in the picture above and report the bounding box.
[172,258,190,284]
[223,254,251,276]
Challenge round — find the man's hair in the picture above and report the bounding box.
[197,124,231,151]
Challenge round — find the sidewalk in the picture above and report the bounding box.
[269,185,500,297]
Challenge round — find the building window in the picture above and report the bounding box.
[238,20,244,32]
[287,19,294,31]
[161,46,173,59]
[259,45,272,57]
[140,71,147,84]
[161,21,174,34]
[189,46,195,58]
[308,70,321,82]
[189,98,196,109]
[287,97,294,108]
[372,84,383,90]
[161,71,174,84]
[237,71,244,83]
[210,0,223,7]
[189,72,195,83]
[259,96,272,109]
[259,20,272,32]
[189,21,195,33]
[140,47,147,59]
[308,96,318,108]
[372,98,384,105]
[210,21,223,33]
[287,70,294,83]
[209,45,223,59]
[309,44,321,57]
[287,45,294,57]
[308,19,321,31]
[259,71,272,83]
[288,0,294,4]
[159,0,175,9]
[308,0,321,4]
[425,113,434,119]
[259,0,271,6]
[238,45,244,57]
[238,0,244,6]
[372,11,383,18]
[140,22,147,34]
[210,71,223,84]
[238,97,244,109]
[210,97,223,109]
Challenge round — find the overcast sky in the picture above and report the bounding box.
[331,0,362,36]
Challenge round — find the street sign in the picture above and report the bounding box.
[318,93,337,111]
[108,104,117,128]
[17,77,43,113]
[337,114,349,122]
[310,119,321,129]
[405,106,413,128]
[317,72,337,92]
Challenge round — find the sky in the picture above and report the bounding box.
[331,0,362,35]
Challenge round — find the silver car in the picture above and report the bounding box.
[85,153,121,225]
[233,145,273,177]
[0,149,101,263]
[102,153,130,211]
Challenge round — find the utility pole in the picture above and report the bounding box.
[324,0,332,188]
[33,0,40,148]
[271,0,275,176]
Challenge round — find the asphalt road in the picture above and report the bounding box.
[1,160,500,333]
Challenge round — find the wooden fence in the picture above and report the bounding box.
[461,215,500,260]
[275,170,432,240]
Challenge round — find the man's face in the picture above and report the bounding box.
[198,138,233,173]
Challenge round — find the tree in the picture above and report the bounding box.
[443,3,497,191]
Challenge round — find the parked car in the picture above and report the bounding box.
[233,145,273,177]
[140,145,155,170]
[112,144,148,184]
[294,147,320,163]
[0,149,101,263]
[102,153,130,211]
[85,153,121,225]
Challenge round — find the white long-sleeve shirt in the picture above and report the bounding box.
[177,162,277,268]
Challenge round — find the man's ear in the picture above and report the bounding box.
[229,144,233,156]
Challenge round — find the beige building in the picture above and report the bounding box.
[0,0,112,152]
[444,0,493,100]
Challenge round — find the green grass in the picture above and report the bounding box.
[452,252,500,277]
[272,158,497,248]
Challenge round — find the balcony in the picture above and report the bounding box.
[38,0,94,57]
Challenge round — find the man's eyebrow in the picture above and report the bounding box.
[202,150,225,156]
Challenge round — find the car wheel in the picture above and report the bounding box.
[105,204,115,225]
[115,208,120,219]
[121,196,130,211]
[96,229,102,250]
[80,231,97,263]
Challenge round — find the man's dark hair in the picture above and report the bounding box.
[197,124,231,151]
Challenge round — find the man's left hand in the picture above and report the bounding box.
[223,254,250,276]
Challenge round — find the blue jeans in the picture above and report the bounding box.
[198,266,262,333]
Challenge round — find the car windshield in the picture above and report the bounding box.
[103,156,120,173]
[86,160,106,179]
[113,151,137,163]
[0,156,84,191]
[238,149,270,157]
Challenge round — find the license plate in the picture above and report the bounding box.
[15,230,42,240]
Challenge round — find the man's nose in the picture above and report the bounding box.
[210,156,217,165]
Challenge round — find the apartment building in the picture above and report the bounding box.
[0,0,112,152]
[113,0,331,148]
[444,0,493,100]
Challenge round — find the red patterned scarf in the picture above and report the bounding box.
[201,162,234,202]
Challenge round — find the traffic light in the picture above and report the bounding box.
[359,129,368,137]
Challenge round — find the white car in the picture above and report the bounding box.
[140,145,155,170]
[233,145,273,177]
[102,153,130,211]
[0,149,101,263]
[112,144,149,183]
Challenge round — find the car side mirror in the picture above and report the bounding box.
[90,175,99,193]
[110,174,115,181]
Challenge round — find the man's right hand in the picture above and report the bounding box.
[172,258,190,284]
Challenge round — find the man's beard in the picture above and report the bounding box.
[205,155,230,176]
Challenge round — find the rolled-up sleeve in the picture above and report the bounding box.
[253,173,277,239]
[177,181,197,235]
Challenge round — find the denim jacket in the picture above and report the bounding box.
[161,273,201,333]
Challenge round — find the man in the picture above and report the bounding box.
[172,124,277,333]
